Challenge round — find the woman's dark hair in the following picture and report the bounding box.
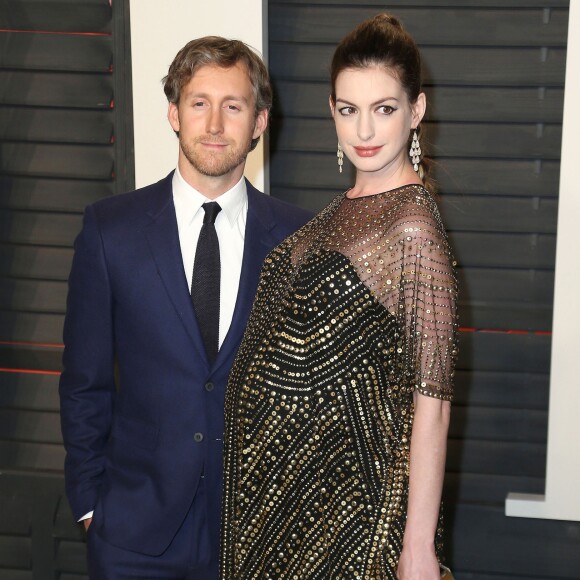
[330,14,434,190]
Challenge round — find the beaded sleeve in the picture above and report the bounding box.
[322,186,458,400]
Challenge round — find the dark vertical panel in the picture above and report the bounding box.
[0,0,132,575]
[111,0,135,193]
[268,0,575,576]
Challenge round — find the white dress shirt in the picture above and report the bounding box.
[172,167,247,349]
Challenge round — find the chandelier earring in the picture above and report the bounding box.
[409,129,421,172]
[337,143,344,174]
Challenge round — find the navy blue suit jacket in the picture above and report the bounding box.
[59,172,311,557]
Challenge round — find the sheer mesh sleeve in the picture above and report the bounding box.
[326,187,458,401]
[384,206,458,400]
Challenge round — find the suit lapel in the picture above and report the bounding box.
[213,182,275,372]
[143,174,209,368]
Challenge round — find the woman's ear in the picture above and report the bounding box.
[411,92,427,129]
[329,95,336,117]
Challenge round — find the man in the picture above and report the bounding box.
[59,36,311,578]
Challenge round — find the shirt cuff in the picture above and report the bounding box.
[78,511,93,522]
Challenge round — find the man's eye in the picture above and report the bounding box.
[227,105,240,111]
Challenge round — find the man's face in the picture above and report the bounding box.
[168,63,267,184]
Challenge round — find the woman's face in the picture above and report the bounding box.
[330,65,425,178]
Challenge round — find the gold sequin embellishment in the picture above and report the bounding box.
[221,185,458,578]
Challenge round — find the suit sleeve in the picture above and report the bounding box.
[59,204,116,520]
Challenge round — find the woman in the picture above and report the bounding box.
[221,13,457,579]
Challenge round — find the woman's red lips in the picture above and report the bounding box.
[353,146,382,157]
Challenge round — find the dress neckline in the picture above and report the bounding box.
[344,183,426,200]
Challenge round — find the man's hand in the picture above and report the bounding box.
[83,517,92,531]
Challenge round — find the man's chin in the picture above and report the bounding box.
[189,157,248,178]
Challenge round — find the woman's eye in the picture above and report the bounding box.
[378,105,395,115]
[338,106,356,116]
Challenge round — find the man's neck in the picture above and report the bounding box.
[178,160,245,200]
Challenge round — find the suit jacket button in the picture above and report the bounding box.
[194,432,204,442]
[205,382,215,392]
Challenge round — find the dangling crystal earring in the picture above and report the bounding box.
[337,143,343,174]
[409,129,421,172]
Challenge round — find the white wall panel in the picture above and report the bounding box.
[129,0,267,190]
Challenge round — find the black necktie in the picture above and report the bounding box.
[191,202,222,362]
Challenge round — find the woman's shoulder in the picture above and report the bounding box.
[387,183,439,214]
[344,183,439,228]
[371,185,450,250]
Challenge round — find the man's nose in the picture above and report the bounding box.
[206,107,224,134]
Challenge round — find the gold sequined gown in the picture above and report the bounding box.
[221,185,458,579]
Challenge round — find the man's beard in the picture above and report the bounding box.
[180,135,252,177]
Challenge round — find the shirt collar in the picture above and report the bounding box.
[172,166,247,228]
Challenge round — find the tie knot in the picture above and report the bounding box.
[202,202,222,224]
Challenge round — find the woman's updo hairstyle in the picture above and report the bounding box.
[330,13,433,191]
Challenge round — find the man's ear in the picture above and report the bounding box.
[411,92,426,129]
[168,102,180,133]
[252,108,269,139]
